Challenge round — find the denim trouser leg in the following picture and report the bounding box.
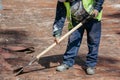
[85,19,101,67]
[63,23,84,67]
[63,18,101,67]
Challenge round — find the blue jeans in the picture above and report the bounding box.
[63,19,101,67]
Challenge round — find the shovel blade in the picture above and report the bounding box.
[13,66,24,76]
[15,68,24,76]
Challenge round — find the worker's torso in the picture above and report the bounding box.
[70,0,89,21]
[69,0,102,21]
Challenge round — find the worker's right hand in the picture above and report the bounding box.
[54,37,60,44]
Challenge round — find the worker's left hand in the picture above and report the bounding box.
[92,9,99,17]
[54,37,60,44]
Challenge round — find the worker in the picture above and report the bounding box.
[53,0,104,75]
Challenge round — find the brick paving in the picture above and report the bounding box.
[0,0,120,80]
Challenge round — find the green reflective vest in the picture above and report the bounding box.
[64,2,73,30]
[64,0,102,30]
[82,0,102,21]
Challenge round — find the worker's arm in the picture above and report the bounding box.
[94,0,104,12]
[53,1,66,38]
[92,0,104,17]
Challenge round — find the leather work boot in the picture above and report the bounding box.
[56,64,70,72]
[86,67,95,75]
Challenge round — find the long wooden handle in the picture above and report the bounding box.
[36,22,83,59]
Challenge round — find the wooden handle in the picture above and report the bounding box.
[36,22,83,59]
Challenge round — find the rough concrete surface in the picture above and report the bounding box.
[0,0,120,80]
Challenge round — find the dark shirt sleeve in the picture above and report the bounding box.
[53,1,66,37]
[94,0,104,12]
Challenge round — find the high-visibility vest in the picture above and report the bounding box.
[64,0,102,30]
[82,0,102,21]
[64,2,73,30]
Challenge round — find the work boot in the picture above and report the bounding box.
[82,66,95,75]
[86,67,95,75]
[56,64,70,72]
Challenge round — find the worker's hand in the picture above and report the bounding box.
[92,9,99,17]
[54,37,60,44]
